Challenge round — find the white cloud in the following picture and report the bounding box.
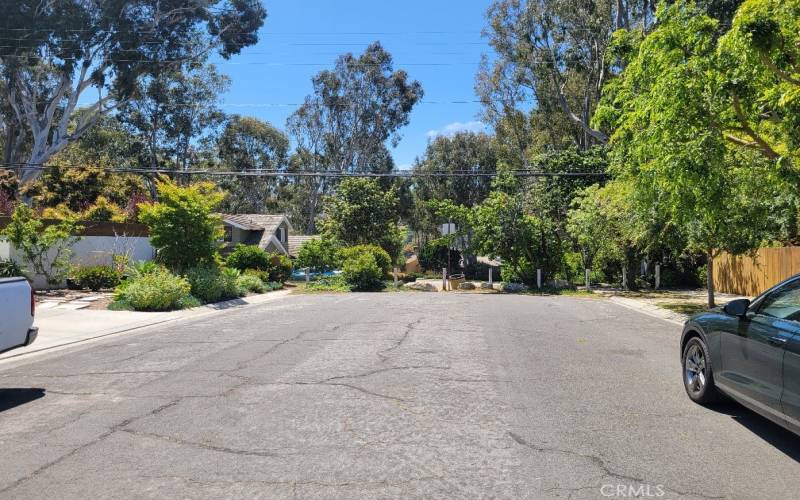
[426,121,486,139]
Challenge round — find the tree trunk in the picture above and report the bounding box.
[622,264,629,291]
[707,251,715,309]
[3,122,16,166]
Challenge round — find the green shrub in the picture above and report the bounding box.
[82,196,126,222]
[115,268,192,311]
[341,252,384,291]
[264,281,284,291]
[244,268,269,282]
[236,273,265,294]
[267,253,293,283]
[338,245,391,275]
[295,237,338,272]
[226,244,271,271]
[304,275,350,293]
[418,238,460,272]
[0,258,26,278]
[1,204,81,286]
[186,265,242,304]
[137,179,224,271]
[73,264,121,291]
[127,260,163,278]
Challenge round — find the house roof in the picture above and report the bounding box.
[222,214,291,234]
[287,234,320,258]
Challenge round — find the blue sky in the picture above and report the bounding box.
[209,0,493,170]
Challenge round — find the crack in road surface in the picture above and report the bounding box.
[120,429,283,458]
[507,432,726,500]
[377,318,422,362]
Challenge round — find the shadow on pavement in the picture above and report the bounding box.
[710,400,800,462]
[0,388,45,413]
[205,298,248,310]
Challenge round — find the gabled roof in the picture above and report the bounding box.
[287,234,320,258]
[221,214,292,234]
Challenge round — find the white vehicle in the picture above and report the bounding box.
[0,277,38,354]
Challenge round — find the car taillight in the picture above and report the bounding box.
[31,288,35,317]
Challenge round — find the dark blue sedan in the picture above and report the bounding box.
[681,274,800,434]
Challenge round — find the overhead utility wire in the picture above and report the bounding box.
[0,163,607,179]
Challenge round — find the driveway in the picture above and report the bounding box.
[0,293,798,499]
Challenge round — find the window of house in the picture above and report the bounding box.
[276,227,284,243]
[224,226,233,243]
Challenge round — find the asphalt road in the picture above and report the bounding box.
[1,292,799,499]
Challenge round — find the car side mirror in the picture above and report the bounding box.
[723,298,751,318]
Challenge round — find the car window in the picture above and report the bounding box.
[758,280,800,321]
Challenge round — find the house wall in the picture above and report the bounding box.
[229,226,249,245]
[0,239,10,260]
[2,235,154,290]
[276,222,289,248]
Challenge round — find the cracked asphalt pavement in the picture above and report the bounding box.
[1,293,800,499]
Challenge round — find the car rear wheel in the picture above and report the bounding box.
[682,337,720,404]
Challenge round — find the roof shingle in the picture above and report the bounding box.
[287,234,320,257]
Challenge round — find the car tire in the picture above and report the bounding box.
[682,336,721,404]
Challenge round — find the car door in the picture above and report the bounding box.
[719,279,800,415]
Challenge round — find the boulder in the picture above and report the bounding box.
[405,282,437,292]
[458,282,476,290]
[499,282,528,293]
[546,279,571,289]
[480,282,494,290]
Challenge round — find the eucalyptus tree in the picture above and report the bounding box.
[477,0,658,160]
[118,64,229,172]
[215,115,289,213]
[0,0,266,185]
[286,42,423,233]
[408,132,498,244]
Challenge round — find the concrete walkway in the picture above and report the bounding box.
[0,290,292,363]
[592,288,749,325]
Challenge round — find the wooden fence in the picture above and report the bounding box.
[713,247,800,296]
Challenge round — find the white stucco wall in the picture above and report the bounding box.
[1,235,154,289]
[0,240,10,261]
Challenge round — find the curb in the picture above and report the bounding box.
[0,290,293,366]
[604,295,687,326]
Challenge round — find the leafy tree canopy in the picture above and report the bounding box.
[138,178,225,271]
[319,178,402,260]
[1,0,266,184]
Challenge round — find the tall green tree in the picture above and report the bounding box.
[567,181,645,289]
[286,42,423,233]
[319,178,402,260]
[435,167,564,285]
[0,0,266,185]
[411,132,497,239]
[215,115,289,213]
[478,0,658,160]
[594,1,783,305]
[118,64,230,171]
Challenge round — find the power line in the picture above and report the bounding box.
[0,162,607,179]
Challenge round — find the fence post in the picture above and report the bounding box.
[655,264,661,290]
[622,265,628,290]
[304,267,310,284]
[488,267,493,287]
[537,269,542,289]
[393,267,399,288]
[442,267,447,292]
[585,269,591,291]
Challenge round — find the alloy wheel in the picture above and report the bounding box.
[684,344,707,395]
